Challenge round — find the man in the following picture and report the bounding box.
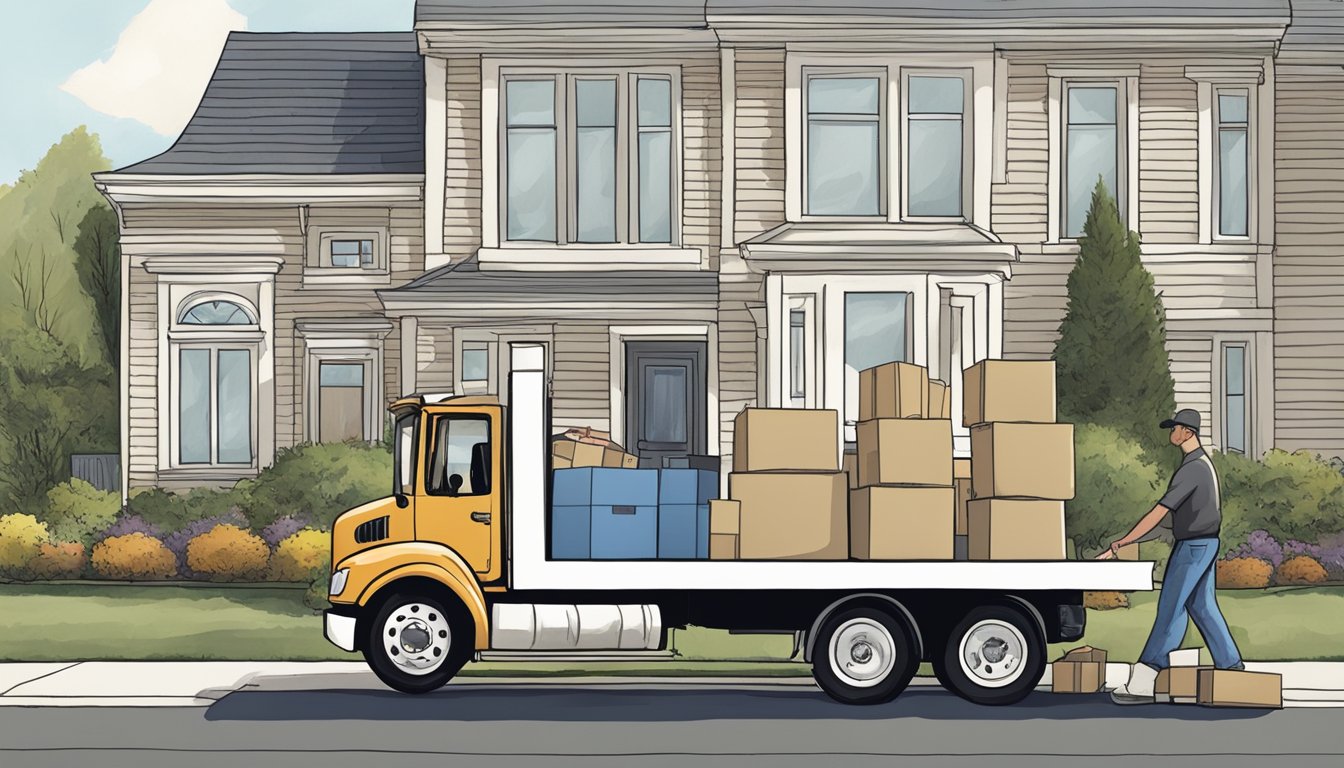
[1096,408,1244,704]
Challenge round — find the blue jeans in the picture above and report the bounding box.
[1138,537,1244,670]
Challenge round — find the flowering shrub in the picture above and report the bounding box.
[186,524,270,581]
[0,513,49,577]
[91,533,177,580]
[40,479,121,545]
[260,515,308,549]
[165,511,250,577]
[1276,555,1328,585]
[1226,530,1344,582]
[27,542,86,580]
[99,514,164,541]
[1084,591,1130,610]
[1216,557,1274,589]
[269,529,329,582]
[1228,530,1286,568]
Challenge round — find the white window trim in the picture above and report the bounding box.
[170,343,259,469]
[297,321,392,445]
[1047,69,1139,243]
[1187,68,1262,244]
[798,65,889,220]
[303,225,391,287]
[785,52,993,229]
[783,294,819,408]
[900,67,974,222]
[482,59,684,255]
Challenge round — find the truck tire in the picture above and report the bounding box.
[811,604,919,705]
[937,604,1046,706]
[363,591,472,694]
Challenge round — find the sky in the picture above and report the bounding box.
[0,0,415,184]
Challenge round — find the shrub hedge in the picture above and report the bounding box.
[1069,424,1164,555]
[27,541,85,580]
[1216,557,1274,589]
[91,533,177,580]
[270,529,329,582]
[40,479,120,546]
[1276,555,1329,585]
[0,513,49,577]
[186,524,270,582]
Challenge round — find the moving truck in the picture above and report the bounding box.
[323,345,1152,706]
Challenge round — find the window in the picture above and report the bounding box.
[426,416,492,496]
[394,412,417,495]
[1216,90,1249,238]
[906,75,965,217]
[312,230,387,274]
[843,292,910,427]
[1063,84,1121,238]
[789,309,806,400]
[501,70,678,245]
[318,362,366,443]
[180,300,253,326]
[1222,344,1248,455]
[805,72,882,216]
[461,344,490,384]
[179,347,253,465]
[330,239,374,268]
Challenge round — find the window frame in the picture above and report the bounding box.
[1060,79,1126,240]
[783,294,818,408]
[423,413,495,498]
[495,65,682,249]
[900,68,973,222]
[303,226,391,288]
[1219,339,1252,456]
[1212,86,1252,241]
[172,342,258,468]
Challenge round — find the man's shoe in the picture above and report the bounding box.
[1108,662,1160,705]
[1110,689,1157,705]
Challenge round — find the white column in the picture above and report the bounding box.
[399,316,418,397]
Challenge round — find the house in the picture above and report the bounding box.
[95,1,1344,496]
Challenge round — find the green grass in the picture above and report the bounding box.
[3,583,1342,669]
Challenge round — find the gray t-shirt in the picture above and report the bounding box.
[1158,447,1222,540]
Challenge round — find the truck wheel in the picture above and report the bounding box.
[363,592,472,694]
[812,605,919,705]
[938,604,1045,706]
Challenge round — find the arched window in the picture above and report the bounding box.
[179,298,255,326]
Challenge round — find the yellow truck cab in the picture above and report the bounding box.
[325,344,1153,705]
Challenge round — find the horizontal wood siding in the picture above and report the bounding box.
[417,322,455,392]
[444,56,482,263]
[718,252,764,460]
[552,323,611,433]
[734,48,785,244]
[1138,63,1199,244]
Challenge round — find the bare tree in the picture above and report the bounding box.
[10,246,63,338]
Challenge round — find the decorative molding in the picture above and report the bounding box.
[1045,65,1141,79]
[294,319,395,340]
[92,173,425,206]
[142,256,284,276]
[1184,65,1265,84]
[476,247,703,270]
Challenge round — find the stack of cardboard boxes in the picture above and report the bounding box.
[962,360,1074,561]
[1054,646,1283,708]
[849,362,956,560]
[552,428,639,469]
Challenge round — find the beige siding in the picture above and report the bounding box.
[1169,336,1214,429]
[417,322,455,392]
[733,48,785,244]
[552,323,612,433]
[444,56,482,263]
[1274,75,1344,455]
[717,252,764,460]
[1138,63,1200,244]
[126,269,158,486]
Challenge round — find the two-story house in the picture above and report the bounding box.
[96,1,1343,496]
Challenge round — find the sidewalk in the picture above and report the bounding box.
[1,661,1342,708]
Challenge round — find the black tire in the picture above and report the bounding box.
[938,604,1046,706]
[811,604,920,705]
[362,591,473,694]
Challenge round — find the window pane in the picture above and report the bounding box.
[217,349,252,464]
[320,362,364,387]
[577,126,617,242]
[808,77,879,115]
[576,79,616,127]
[807,120,879,215]
[645,366,688,443]
[1225,346,1245,397]
[1219,127,1248,237]
[330,240,360,268]
[180,300,251,325]
[428,417,492,496]
[638,77,672,127]
[1219,93,1248,124]
[360,239,374,266]
[908,119,963,216]
[179,349,211,464]
[461,347,489,382]
[506,127,557,241]
[1065,125,1117,237]
[506,80,555,125]
[790,309,805,400]
[1226,395,1246,454]
[395,415,416,493]
[1068,87,1117,124]
[638,131,672,242]
[909,76,963,115]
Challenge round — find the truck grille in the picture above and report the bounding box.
[354,516,389,544]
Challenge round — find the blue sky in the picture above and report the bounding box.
[0,0,415,184]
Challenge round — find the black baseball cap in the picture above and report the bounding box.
[1160,408,1201,434]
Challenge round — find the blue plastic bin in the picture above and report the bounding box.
[590,504,658,559]
[551,505,592,559]
[658,468,718,505]
[553,468,659,507]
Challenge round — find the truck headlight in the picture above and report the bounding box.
[329,568,349,597]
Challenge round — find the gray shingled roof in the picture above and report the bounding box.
[707,1,1290,23]
[1283,0,1344,49]
[380,256,719,303]
[116,32,424,175]
[415,1,709,27]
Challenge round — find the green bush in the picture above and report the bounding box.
[126,486,238,534]
[0,513,50,578]
[40,478,121,545]
[1214,449,1344,548]
[303,571,331,613]
[237,442,391,531]
[1068,423,1165,556]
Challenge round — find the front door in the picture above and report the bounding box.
[625,341,707,467]
[415,406,503,580]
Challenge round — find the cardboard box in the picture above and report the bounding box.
[732,408,839,472]
[1197,669,1283,709]
[1156,665,1211,704]
[842,452,859,490]
[849,486,955,560]
[710,533,739,560]
[859,362,929,421]
[709,499,741,535]
[953,458,972,479]
[856,419,954,487]
[969,422,1075,500]
[962,359,1057,427]
[601,448,640,468]
[966,499,1067,560]
[953,477,973,536]
[553,456,573,469]
[1169,648,1202,667]
[1116,543,1141,561]
[553,439,607,469]
[927,379,951,420]
[1051,646,1108,694]
[729,471,848,560]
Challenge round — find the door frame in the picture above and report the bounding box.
[608,324,719,462]
[624,340,709,463]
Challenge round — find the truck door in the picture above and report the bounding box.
[417,408,502,580]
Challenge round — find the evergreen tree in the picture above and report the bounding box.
[74,204,121,367]
[1054,180,1176,458]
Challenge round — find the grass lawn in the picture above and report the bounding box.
[3,583,1342,672]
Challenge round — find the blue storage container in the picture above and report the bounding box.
[551,505,592,559]
[657,503,698,559]
[552,468,659,507]
[590,504,658,559]
[658,468,718,505]
[696,503,710,559]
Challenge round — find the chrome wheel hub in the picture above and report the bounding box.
[957,619,1028,689]
[382,602,451,676]
[829,618,897,688]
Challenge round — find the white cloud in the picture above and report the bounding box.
[60,0,246,136]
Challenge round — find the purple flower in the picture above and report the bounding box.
[260,515,308,549]
[100,514,164,541]
[1229,530,1284,568]
[164,511,249,578]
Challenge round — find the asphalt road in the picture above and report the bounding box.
[1,682,1341,768]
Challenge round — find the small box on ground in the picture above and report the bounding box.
[1156,666,1211,704]
[730,471,848,560]
[962,359,1057,427]
[1052,646,1108,694]
[709,499,740,535]
[1196,669,1283,709]
[710,533,739,560]
[969,422,1075,500]
[856,419,954,487]
[966,499,1067,560]
[860,362,929,420]
[732,408,839,472]
[1169,648,1201,667]
[927,379,951,420]
[849,486,955,560]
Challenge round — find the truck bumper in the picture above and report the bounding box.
[324,610,358,652]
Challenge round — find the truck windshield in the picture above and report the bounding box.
[393,413,417,495]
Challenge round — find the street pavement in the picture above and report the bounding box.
[1,673,1343,767]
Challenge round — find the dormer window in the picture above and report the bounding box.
[330,238,375,268]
